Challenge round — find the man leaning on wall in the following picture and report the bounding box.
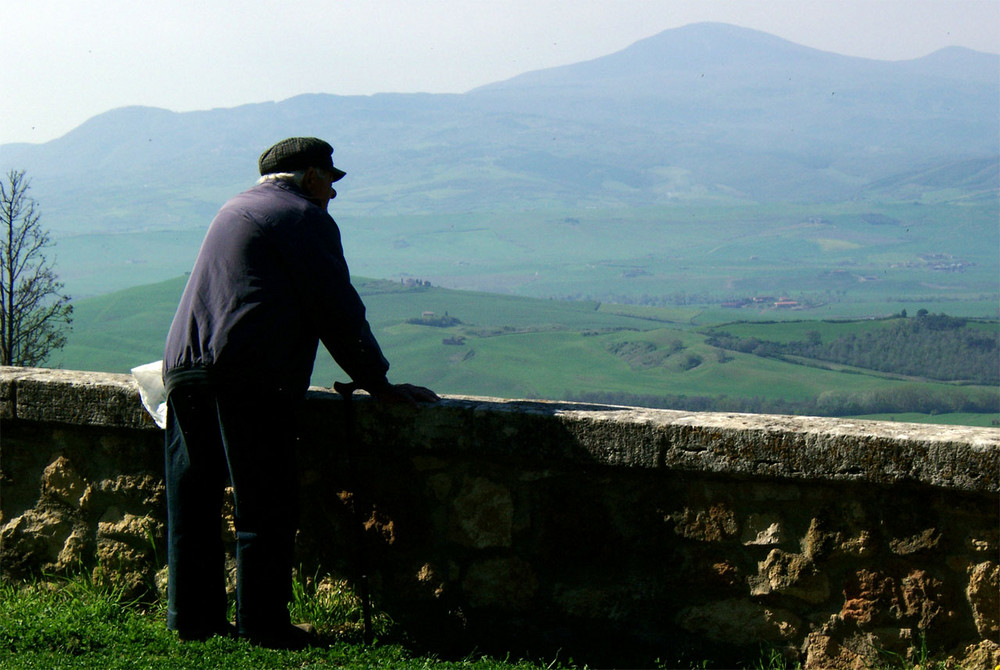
[161,137,439,649]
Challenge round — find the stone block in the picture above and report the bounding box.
[890,528,942,555]
[958,639,1000,669]
[900,569,957,632]
[4,367,154,429]
[677,599,801,644]
[449,476,513,549]
[966,561,999,638]
[463,557,537,610]
[742,513,783,546]
[669,504,738,542]
[841,569,900,628]
[41,456,87,507]
[0,506,78,576]
[752,549,830,604]
[802,629,879,670]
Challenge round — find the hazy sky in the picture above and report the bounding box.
[2,0,997,146]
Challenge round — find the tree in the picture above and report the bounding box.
[0,170,73,367]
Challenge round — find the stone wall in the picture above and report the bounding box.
[1,366,998,668]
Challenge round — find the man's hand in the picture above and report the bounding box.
[370,383,440,407]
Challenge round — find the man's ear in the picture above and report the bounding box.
[302,167,318,188]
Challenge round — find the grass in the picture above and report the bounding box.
[702,318,905,345]
[848,412,1000,427]
[0,573,968,669]
[0,573,571,670]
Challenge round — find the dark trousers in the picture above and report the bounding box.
[164,384,300,635]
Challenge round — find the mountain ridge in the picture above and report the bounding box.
[471,22,855,91]
[0,22,996,236]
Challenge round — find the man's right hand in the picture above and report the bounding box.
[370,383,440,408]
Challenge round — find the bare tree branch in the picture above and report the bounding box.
[0,170,73,366]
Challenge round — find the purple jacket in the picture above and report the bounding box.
[163,179,389,396]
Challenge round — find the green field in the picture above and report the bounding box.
[54,275,999,427]
[848,413,999,428]
[49,198,998,424]
[53,200,999,310]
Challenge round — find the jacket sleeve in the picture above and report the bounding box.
[279,207,391,391]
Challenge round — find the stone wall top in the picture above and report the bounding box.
[2,366,998,493]
[1,366,152,429]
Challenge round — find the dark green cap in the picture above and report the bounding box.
[258,137,346,181]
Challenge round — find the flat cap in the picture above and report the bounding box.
[258,137,346,181]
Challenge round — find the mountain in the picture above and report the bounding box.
[0,22,997,236]
[466,23,998,199]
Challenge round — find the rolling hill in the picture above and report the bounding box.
[55,276,999,426]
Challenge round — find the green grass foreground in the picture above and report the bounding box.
[0,573,962,669]
[0,575,570,670]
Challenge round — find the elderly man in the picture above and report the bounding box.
[162,137,438,648]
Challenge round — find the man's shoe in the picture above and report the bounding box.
[177,622,237,642]
[241,623,319,650]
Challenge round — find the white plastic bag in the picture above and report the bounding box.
[131,360,167,429]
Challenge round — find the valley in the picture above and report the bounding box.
[54,275,999,427]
